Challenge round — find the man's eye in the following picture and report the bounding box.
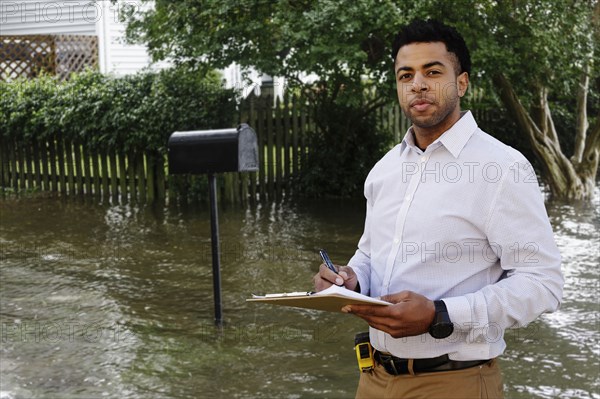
[399,74,412,80]
[427,70,441,75]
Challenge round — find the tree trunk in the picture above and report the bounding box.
[577,116,600,197]
[492,73,598,200]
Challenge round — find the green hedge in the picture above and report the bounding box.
[0,67,237,153]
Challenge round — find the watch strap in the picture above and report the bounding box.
[433,299,449,314]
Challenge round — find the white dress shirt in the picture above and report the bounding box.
[348,111,563,361]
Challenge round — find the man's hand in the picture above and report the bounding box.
[313,264,359,292]
[341,291,435,338]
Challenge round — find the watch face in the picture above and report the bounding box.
[431,322,454,339]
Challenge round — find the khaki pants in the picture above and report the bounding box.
[355,359,504,399]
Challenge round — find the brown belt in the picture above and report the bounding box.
[374,351,491,375]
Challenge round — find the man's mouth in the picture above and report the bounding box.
[410,99,434,112]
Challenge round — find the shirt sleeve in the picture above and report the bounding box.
[443,159,564,342]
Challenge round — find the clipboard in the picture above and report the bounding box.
[247,284,391,313]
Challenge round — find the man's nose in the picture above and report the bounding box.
[411,73,428,92]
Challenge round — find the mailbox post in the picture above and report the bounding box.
[168,124,259,327]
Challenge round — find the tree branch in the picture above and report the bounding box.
[583,110,600,161]
[540,87,560,146]
[572,61,590,163]
[492,72,581,195]
[493,73,545,144]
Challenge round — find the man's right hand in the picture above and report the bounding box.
[313,264,359,292]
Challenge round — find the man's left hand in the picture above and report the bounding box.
[342,291,436,338]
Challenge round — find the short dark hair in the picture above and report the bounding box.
[391,19,471,76]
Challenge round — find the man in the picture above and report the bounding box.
[313,19,563,398]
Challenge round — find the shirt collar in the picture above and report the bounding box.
[400,111,477,158]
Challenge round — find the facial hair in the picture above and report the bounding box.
[401,84,460,130]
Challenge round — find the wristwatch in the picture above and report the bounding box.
[429,300,454,339]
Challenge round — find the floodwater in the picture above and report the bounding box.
[0,188,598,399]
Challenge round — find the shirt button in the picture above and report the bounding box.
[405,195,411,201]
[421,156,427,162]
[393,238,399,244]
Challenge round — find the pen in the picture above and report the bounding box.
[319,249,338,274]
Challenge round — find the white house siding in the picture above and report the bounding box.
[0,0,97,35]
[96,1,169,75]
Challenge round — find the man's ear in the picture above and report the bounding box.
[457,72,469,97]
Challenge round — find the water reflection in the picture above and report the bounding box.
[0,189,598,398]
[502,190,600,399]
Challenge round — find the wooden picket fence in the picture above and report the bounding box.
[0,95,407,204]
[238,94,312,201]
[0,137,165,203]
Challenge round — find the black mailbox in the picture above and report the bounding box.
[166,123,259,328]
[168,123,259,174]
